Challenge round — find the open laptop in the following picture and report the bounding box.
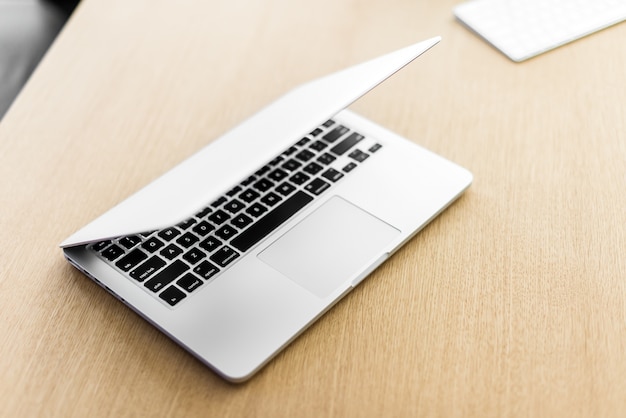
[61,37,472,382]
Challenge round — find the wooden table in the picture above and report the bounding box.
[1,0,624,416]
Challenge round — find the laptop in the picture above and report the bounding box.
[61,37,472,382]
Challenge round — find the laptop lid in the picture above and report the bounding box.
[60,37,441,248]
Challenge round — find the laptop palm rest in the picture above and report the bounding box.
[258,196,399,298]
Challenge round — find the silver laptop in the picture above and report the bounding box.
[61,37,472,382]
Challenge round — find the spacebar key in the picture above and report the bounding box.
[231,191,313,252]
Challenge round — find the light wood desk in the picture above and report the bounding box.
[1,0,624,416]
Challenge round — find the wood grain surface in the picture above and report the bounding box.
[1,0,624,416]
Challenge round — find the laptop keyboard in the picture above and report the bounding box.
[89,119,382,307]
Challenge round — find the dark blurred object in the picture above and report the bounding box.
[0,0,79,120]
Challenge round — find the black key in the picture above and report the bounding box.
[159,286,187,306]
[369,143,382,153]
[193,260,220,280]
[253,178,274,192]
[260,192,281,207]
[255,164,271,176]
[224,199,245,214]
[283,146,298,156]
[269,156,284,166]
[195,206,212,219]
[241,175,256,186]
[160,243,183,260]
[295,149,315,162]
[296,137,310,146]
[239,188,260,203]
[309,128,322,136]
[303,162,323,175]
[115,248,148,271]
[183,248,206,265]
[289,172,310,185]
[231,191,313,252]
[276,182,296,196]
[281,159,302,172]
[176,232,199,248]
[119,235,141,249]
[215,225,237,240]
[309,140,327,152]
[177,273,203,292]
[102,244,125,261]
[199,236,222,252]
[317,153,336,165]
[177,218,197,230]
[348,149,369,162]
[226,185,242,197]
[92,240,111,252]
[192,221,214,236]
[330,132,364,156]
[322,168,344,182]
[208,209,230,225]
[210,246,240,267]
[211,196,227,208]
[130,255,166,282]
[142,237,165,253]
[322,125,348,143]
[268,168,288,182]
[322,119,335,128]
[305,178,330,195]
[144,260,189,292]
[343,162,357,173]
[158,227,180,242]
[232,213,253,229]
[246,202,268,217]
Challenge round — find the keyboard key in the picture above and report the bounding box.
[369,143,382,153]
[92,240,111,252]
[309,128,322,136]
[260,192,281,207]
[322,168,344,182]
[305,178,330,195]
[255,164,271,177]
[330,132,363,155]
[199,236,222,252]
[177,218,197,230]
[317,153,336,165]
[309,140,327,152]
[208,209,230,225]
[119,235,141,249]
[211,196,227,208]
[343,162,357,172]
[246,202,268,217]
[269,156,284,166]
[289,172,310,185]
[115,248,148,272]
[303,162,323,175]
[102,244,125,261]
[215,224,237,240]
[231,191,313,252]
[193,260,220,280]
[239,188,260,203]
[177,273,203,292]
[192,221,214,236]
[159,286,186,306]
[142,237,165,253]
[183,248,206,264]
[130,255,166,282]
[348,149,369,162]
[240,175,256,186]
[322,125,348,143]
[276,182,296,196]
[176,232,199,248]
[226,185,242,197]
[160,243,183,260]
[158,227,180,242]
[210,246,240,267]
[268,168,288,182]
[295,149,315,162]
[224,199,245,214]
[254,178,274,192]
[282,146,298,156]
[232,213,253,229]
[195,206,212,219]
[282,159,302,172]
[296,137,310,146]
[144,260,189,292]
[322,119,335,128]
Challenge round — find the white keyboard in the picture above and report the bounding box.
[454,0,626,62]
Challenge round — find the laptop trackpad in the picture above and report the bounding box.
[258,196,400,298]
